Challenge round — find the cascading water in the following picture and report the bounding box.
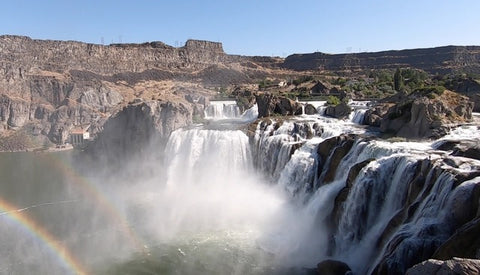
[248,108,480,273]
[120,114,292,274]
[204,100,241,119]
[350,108,367,124]
[2,98,478,274]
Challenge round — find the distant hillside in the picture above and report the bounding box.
[283,46,480,74]
[0,35,287,149]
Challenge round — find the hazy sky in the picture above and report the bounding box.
[1,0,479,56]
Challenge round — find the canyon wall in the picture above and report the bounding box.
[283,46,480,74]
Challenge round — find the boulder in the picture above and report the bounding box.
[255,93,302,117]
[406,258,480,275]
[452,144,480,160]
[304,103,318,115]
[364,104,392,127]
[310,81,330,95]
[324,102,352,119]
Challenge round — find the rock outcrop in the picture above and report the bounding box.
[316,134,357,185]
[304,103,317,115]
[406,258,480,275]
[444,77,480,112]
[324,102,352,119]
[255,93,302,117]
[364,89,473,139]
[84,99,191,166]
[0,35,229,75]
[0,35,283,150]
[435,139,480,161]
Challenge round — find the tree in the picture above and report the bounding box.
[394,68,404,91]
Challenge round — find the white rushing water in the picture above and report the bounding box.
[204,100,241,119]
[3,96,478,274]
[247,107,480,273]
[127,100,480,274]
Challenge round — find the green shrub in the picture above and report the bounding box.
[326,95,341,106]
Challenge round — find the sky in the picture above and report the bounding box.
[1,0,479,57]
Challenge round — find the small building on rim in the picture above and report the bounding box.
[70,124,91,148]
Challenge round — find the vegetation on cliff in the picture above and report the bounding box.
[0,35,479,150]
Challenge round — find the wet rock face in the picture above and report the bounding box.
[435,139,480,161]
[308,131,480,274]
[406,258,480,275]
[371,172,480,274]
[316,134,356,185]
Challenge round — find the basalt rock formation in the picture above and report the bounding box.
[324,102,352,119]
[84,99,192,168]
[255,93,303,118]
[310,134,480,274]
[283,45,480,75]
[406,258,480,275]
[0,35,283,150]
[444,77,480,112]
[364,89,473,139]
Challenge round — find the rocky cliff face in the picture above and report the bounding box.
[252,119,480,274]
[84,99,192,168]
[0,35,283,150]
[0,35,228,74]
[283,46,480,74]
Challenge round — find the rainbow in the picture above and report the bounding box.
[0,151,149,274]
[44,152,147,253]
[0,198,87,275]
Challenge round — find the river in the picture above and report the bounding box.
[0,101,479,274]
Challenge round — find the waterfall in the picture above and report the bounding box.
[252,120,323,181]
[332,154,421,272]
[240,104,259,122]
[350,109,367,124]
[348,101,370,124]
[149,105,480,274]
[165,128,253,184]
[158,127,285,239]
[250,115,480,273]
[204,101,241,119]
